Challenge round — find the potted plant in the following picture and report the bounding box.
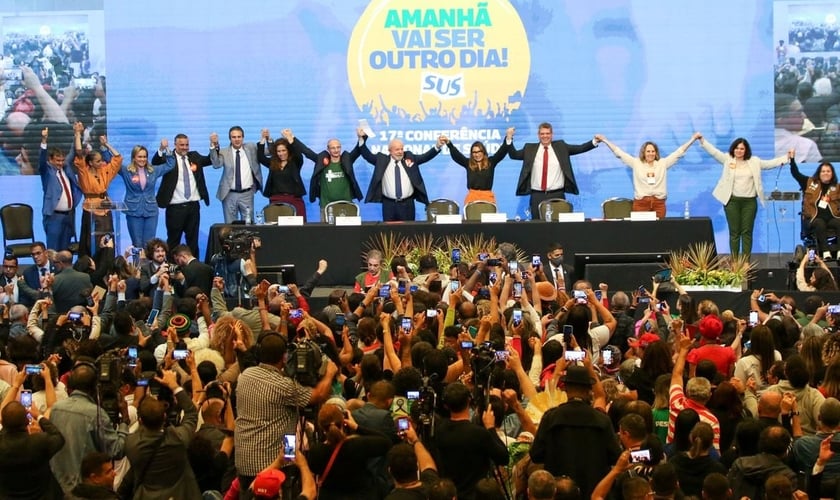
[666,242,755,291]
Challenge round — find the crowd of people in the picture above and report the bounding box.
[3,236,840,499]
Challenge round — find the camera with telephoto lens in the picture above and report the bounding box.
[284,338,324,387]
[470,341,500,379]
[96,350,124,426]
[221,229,258,260]
[410,375,439,440]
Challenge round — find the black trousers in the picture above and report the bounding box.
[529,189,565,220]
[165,201,200,258]
[382,197,416,221]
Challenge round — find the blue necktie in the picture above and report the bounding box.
[181,155,191,199]
[394,160,403,200]
[234,149,242,191]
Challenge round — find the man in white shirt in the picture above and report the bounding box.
[210,126,262,224]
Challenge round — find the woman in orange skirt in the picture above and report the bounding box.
[445,127,514,206]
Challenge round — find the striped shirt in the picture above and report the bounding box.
[234,363,313,475]
[667,384,721,451]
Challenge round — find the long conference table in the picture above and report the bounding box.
[206,217,716,287]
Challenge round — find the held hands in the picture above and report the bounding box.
[260,129,270,141]
[788,148,795,160]
[436,135,446,148]
[505,127,515,141]
[159,138,169,151]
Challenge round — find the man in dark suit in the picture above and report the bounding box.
[539,242,575,292]
[0,400,66,499]
[17,241,55,307]
[121,369,201,499]
[287,129,364,220]
[360,135,445,221]
[210,126,263,224]
[509,122,601,218]
[138,238,169,296]
[152,134,212,258]
[50,250,92,314]
[172,244,213,297]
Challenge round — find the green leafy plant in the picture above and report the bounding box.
[666,242,755,288]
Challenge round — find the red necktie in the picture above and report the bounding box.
[541,146,549,191]
[57,168,73,208]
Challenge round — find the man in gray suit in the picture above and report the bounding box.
[49,250,92,314]
[210,126,263,223]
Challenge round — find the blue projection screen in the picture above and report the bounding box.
[0,1,823,259]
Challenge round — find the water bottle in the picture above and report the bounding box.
[244,207,251,224]
[327,211,335,225]
[545,205,553,222]
[683,201,690,220]
[254,210,264,225]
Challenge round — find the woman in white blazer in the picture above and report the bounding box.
[699,135,793,258]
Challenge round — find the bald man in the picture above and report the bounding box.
[285,129,364,221]
[359,132,446,221]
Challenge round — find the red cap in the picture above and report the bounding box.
[628,333,661,349]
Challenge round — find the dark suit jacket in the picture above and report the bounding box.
[18,263,55,307]
[139,261,162,296]
[292,138,364,202]
[181,258,213,297]
[360,140,440,204]
[122,390,200,500]
[152,150,212,207]
[52,267,93,314]
[0,417,65,499]
[542,262,576,292]
[509,140,597,196]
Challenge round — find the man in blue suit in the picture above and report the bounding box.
[360,134,445,221]
[210,126,262,224]
[39,126,82,251]
[17,241,54,307]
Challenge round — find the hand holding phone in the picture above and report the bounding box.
[283,434,297,459]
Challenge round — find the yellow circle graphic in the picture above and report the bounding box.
[347,0,530,125]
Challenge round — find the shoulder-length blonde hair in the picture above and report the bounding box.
[127,145,152,174]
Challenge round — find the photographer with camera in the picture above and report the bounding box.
[138,238,169,297]
[49,359,130,496]
[170,244,213,297]
[0,369,65,499]
[234,329,338,494]
[429,381,509,500]
[529,351,619,499]
[120,368,201,499]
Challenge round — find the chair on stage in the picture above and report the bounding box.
[464,201,497,221]
[426,199,459,221]
[1,203,35,260]
[538,198,573,220]
[323,200,360,223]
[602,197,634,219]
[263,202,297,222]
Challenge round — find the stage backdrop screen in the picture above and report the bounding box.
[0,1,817,260]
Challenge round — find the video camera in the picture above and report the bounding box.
[96,351,124,426]
[221,229,258,260]
[284,338,323,387]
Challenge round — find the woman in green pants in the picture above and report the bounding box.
[698,135,793,258]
